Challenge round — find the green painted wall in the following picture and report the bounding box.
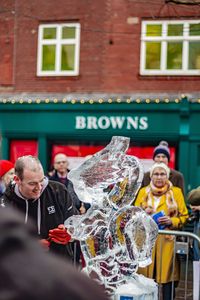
[0,97,200,193]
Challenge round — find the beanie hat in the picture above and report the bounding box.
[187,187,200,206]
[153,141,170,162]
[150,162,170,179]
[0,160,14,178]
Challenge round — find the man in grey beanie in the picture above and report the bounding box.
[142,141,185,194]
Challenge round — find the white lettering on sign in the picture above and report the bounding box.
[75,116,148,130]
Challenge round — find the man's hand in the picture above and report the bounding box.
[48,224,71,245]
[39,239,50,250]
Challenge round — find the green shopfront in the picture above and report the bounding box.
[0,96,200,193]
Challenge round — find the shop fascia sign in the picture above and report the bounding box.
[75,115,148,130]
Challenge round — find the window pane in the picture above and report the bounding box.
[168,24,183,36]
[43,28,57,39]
[189,42,200,69]
[145,42,161,69]
[61,45,75,71]
[62,27,76,39]
[167,42,182,69]
[190,24,200,36]
[146,25,162,37]
[42,45,56,70]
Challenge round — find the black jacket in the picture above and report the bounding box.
[49,171,82,209]
[2,180,78,258]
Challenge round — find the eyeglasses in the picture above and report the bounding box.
[152,172,167,177]
[55,161,67,164]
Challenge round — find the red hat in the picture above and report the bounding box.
[0,160,14,178]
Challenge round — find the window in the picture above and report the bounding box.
[140,20,200,75]
[37,23,80,76]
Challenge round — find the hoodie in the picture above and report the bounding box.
[2,180,78,258]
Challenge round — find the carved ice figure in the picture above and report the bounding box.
[64,136,158,296]
[109,206,158,269]
[67,136,142,208]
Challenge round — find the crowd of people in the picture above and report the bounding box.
[0,141,199,300]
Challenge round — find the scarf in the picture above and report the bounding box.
[142,180,178,217]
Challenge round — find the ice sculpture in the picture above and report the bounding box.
[65,136,158,298]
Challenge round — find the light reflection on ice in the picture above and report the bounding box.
[65,136,158,294]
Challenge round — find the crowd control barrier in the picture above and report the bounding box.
[73,230,200,300]
[158,230,200,300]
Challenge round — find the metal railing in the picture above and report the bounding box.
[158,229,200,300]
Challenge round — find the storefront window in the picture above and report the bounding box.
[10,140,38,163]
[51,143,176,171]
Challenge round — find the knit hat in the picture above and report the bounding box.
[153,141,170,161]
[0,160,14,178]
[150,162,170,179]
[187,187,200,206]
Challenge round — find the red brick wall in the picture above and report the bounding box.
[0,0,14,86]
[0,0,200,93]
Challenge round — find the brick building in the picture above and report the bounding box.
[0,0,200,191]
[0,0,200,94]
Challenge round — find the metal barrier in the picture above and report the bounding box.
[158,229,200,300]
[75,229,200,299]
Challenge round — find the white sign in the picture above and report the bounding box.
[75,116,148,130]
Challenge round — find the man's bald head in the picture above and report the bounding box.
[53,153,69,176]
[15,156,43,180]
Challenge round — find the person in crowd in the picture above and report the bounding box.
[49,153,91,265]
[0,205,108,300]
[142,141,185,195]
[0,160,15,197]
[187,187,200,261]
[1,155,78,260]
[49,153,89,212]
[134,162,188,300]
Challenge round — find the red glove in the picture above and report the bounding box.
[48,224,71,245]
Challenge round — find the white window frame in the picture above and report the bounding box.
[140,20,200,76]
[37,23,80,76]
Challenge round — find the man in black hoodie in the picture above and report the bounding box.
[1,155,78,259]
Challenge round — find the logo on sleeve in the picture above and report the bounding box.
[47,206,55,214]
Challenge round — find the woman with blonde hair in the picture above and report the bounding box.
[134,162,188,300]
